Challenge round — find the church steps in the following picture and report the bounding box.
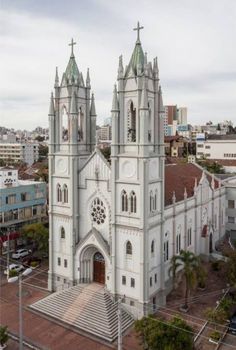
[30,284,133,342]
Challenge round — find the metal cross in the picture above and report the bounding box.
[69,38,76,55]
[133,21,144,42]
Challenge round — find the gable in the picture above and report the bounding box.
[79,149,111,187]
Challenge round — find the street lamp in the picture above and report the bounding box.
[8,268,32,350]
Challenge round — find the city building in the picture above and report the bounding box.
[196,134,236,160]
[46,27,226,321]
[0,142,39,165]
[0,166,47,253]
[96,124,112,141]
[222,176,236,241]
[177,107,187,125]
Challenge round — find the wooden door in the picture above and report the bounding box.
[93,252,105,284]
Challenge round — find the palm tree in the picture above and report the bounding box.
[169,250,199,310]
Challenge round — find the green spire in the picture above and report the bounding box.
[65,38,79,83]
[125,22,145,77]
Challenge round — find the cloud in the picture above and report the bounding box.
[1,0,236,130]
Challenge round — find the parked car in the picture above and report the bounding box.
[12,249,31,259]
[4,263,24,275]
[22,256,41,268]
[229,312,236,335]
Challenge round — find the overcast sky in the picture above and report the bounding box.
[1,0,236,130]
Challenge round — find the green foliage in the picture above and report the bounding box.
[100,147,111,162]
[135,315,194,350]
[205,306,228,326]
[30,261,39,268]
[209,330,220,342]
[169,250,199,309]
[0,326,9,346]
[226,250,236,288]
[38,144,48,158]
[21,223,49,254]
[8,269,18,277]
[196,264,207,288]
[197,159,225,174]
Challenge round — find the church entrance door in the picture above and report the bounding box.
[93,252,105,284]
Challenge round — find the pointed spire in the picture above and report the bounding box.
[172,191,176,204]
[48,92,55,116]
[90,93,96,116]
[140,79,148,109]
[70,91,77,114]
[184,187,188,200]
[86,68,91,88]
[158,85,164,112]
[144,52,147,65]
[54,67,59,88]
[118,55,124,79]
[153,57,159,79]
[111,84,119,111]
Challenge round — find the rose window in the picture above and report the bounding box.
[91,197,106,225]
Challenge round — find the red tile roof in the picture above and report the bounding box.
[164,162,218,206]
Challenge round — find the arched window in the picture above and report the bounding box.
[121,190,128,212]
[127,101,136,142]
[130,191,137,213]
[57,184,62,202]
[78,107,84,141]
[62,106,69,142]
[126,241,132,255]
[63,184,68,203]
[151,240,155,254]
[60,227,65,239]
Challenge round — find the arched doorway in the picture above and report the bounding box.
[93,252,105,284]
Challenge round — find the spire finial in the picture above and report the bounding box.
[133,21,144,43]
[69,38,77,57]
[54,67,59,88]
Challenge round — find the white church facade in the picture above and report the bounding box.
[48,25,226,316]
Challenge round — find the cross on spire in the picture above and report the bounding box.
[133,21,144,42]
[69,38,76,56]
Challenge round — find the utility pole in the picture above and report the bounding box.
[117,298,122,350]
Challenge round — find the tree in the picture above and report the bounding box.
[169,250,199,310]
[135,315,194,350]
[21,223,49,255]
[226,250,236,288]
[38,144,48,159]
[100,146,111,162]
[0,326,9,348]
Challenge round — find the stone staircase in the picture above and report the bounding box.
[30,283,134,342]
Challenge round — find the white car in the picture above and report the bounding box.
[12,249,31,259]
[4,263,24,275]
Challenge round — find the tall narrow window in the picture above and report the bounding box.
[57,184,62,202]
[151,240,155,254]
[63,184,68,203]
[61,227,65,239]
[130,191,137,213]
[126,241,132,255]
[176,234,181,254]
[127,101,136,142]
[150,191,153,212]
[164,241,169,262]
[154,190,157,211]
[187,228,192,246]
[121,190,128,212]
[62,106,69,141]
[78,107,84,141]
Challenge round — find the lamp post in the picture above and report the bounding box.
[8,268,32,350]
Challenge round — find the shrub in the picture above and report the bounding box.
[9,269,18,278]
[0,326,9,346]
[30,261,39,268]
[210,330,220,342]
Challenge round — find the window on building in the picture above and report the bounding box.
[197,144,204,148]
[64,278,67,284]
[150,277,153,287]
[150,191,153,212]
[57,184,62,202]
[130,191,137,213]
[57,257,61,266]
[151,240,155,254]
[164,241,169,262]
[130,300,135,306]
[131,278,135,288]
[32,206,37,216]
[228,200,235,209]
[121,190,128,212]
[127,101,136,142]
[122,276,126,285]
[205,145,211,149]
[64,259,68,268]
[155,273,157,283]
[154,190,157,211]
[228,216,235,223]
[126,241,132,255]
[61,227,65,239]
[176,234,181,254]
[57,276,60,282]
[63,184,68,203]
[187,228,192,246]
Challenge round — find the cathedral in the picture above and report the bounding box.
[47,24,226,316]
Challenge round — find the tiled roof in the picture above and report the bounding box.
[164,162,218,206]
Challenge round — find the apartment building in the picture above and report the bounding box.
[196,135,236,160]
[0,142,39,165]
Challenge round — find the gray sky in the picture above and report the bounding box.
[1,0,236,130]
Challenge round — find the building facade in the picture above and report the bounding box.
[0,167,47,231]
[0,142,39,165]
[196,135,236,160]
[48,28,226,316]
